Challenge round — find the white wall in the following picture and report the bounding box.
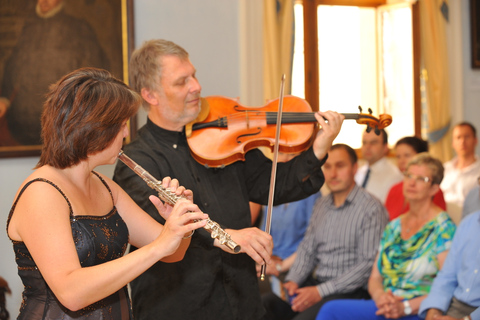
[133,0,241,98]
[447,0,480,140]
[461,0,480,134]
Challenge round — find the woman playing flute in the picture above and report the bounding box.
[6,67,208,319]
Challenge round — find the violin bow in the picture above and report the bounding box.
[260,74,286,281]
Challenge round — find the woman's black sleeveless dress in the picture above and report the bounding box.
[6,172,133,319]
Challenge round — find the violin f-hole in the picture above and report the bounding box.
[236,128,262,144]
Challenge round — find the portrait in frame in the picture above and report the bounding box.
[0,0,134,158]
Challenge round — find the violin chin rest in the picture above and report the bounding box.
[185,97,210,137]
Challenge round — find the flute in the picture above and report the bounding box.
[118,151,241,253]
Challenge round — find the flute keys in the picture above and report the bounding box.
[211,229,219,239]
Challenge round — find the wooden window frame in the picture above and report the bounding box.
[301,0,421,136]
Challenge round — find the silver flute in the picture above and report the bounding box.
[118,151,241,253]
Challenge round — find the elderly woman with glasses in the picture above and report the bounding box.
[315,153,457,320]
[385,136,446,221]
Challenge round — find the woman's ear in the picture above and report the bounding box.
[429,183,440,198]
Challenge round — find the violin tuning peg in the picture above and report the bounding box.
[368,108,373,115]
[358,106,363,113]
[366,125,372,133]
[374,127,380,135]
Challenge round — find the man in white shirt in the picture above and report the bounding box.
[354,129,403,203]
[441,122,480,222]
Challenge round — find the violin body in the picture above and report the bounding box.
[186,95,392,168]
[187,95,316,168]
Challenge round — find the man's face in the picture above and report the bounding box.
[152,55,202,130]
[452,125,477,158]
[361,130,387,165]
[322,148,357,195]
[37,0,63,14]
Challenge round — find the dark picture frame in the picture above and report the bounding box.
[0,0,134,158]
[471,0,480,68]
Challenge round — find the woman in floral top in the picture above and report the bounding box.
[316,153,457,320]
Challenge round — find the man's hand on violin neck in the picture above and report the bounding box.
[312,111,345,160]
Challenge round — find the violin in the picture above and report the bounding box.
[185,95,392,168]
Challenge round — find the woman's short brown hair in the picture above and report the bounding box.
[37,67,141,169]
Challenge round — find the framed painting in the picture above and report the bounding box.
[472,0,480,68]
[0,0,134,158]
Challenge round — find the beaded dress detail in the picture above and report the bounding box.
[6,172,132,319]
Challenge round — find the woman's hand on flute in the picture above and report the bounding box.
[149,195,207,258]
[216,227,273,265]
[152,177,193,220]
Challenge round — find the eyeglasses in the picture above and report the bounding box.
[403,172,431,184]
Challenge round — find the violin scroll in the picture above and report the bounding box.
[351,106,392,135]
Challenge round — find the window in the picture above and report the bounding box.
[292,1,418,148]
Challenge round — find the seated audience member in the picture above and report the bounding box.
[355,128,403,203]
[316,153,457,320]
[262,144,389,320]
[259,153,320,297]
[441,122,480,220]
[419,210,480,320]
[385,136,446,220]
[462,177,480,219]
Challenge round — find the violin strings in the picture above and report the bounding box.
[206,112,367,127]
[224,112,318,124]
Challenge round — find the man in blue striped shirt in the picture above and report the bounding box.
[263,143,389,320]
[419,210,480,320]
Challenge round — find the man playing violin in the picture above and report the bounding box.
[113,39,344,320]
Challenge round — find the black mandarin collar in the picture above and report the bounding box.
[146,117,186,148]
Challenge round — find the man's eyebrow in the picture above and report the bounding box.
[173,74,188,83]
[175,70,196,82]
